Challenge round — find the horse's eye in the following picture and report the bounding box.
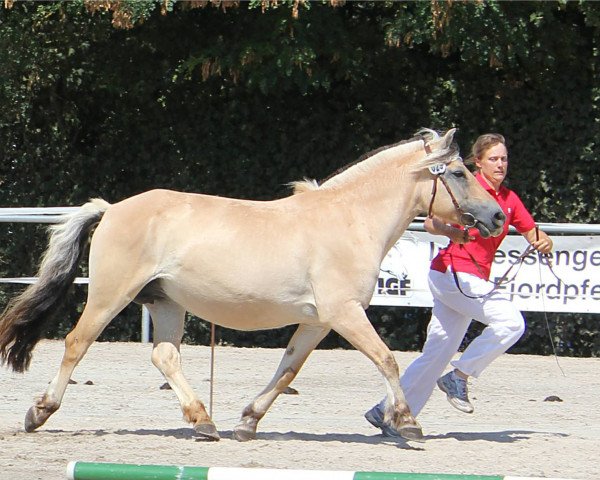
[451,170,465,178]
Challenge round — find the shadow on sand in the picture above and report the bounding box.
[38,426,568,447]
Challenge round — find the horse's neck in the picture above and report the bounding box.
[369,175,426,257]
[324,158,428,260]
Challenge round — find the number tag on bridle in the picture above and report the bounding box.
[428,163,446,175]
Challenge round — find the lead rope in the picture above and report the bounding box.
[533,226,566,376]
[450,243,535,300]
[454,224,566,374]
[209,322,216,417]
[536,255,566,376]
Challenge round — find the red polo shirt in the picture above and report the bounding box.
[430,173,536,280]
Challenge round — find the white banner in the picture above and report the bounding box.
[372,232,600,313]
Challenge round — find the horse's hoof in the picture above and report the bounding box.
[24,406,42,432]
[194,422,220,441]
[232,425,256,442]
[398,425,425,443]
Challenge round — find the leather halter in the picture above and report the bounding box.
[426,162,477,230]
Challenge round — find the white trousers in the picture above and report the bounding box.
[378,268,525,417]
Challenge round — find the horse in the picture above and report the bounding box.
[0,128,505,443]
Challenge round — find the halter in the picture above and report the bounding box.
[426,161,477,231]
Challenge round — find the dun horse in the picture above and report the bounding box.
[0,128,505,442]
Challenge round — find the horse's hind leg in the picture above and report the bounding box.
[24,300,126,432]
[147,299,219,441]
[233,324,329,441]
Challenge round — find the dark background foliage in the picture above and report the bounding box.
[1,1,598,356]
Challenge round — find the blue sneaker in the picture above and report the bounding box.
[364,406,402,438]
[437,371,474,413]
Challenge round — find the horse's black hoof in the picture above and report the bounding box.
[398,425,425,443]
[232,425,256,442]
[194,422,220,441]
[24,406,41,433]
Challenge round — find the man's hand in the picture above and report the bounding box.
[525,227,553,254]
[424,216,475,244]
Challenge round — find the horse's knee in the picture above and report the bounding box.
[151,341,179,375]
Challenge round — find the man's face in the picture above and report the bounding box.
[476,142,508,188]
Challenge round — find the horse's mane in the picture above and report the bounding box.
[290,129,456,194]
[289,178,320,194]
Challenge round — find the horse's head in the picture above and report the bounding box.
[419,129,505,238]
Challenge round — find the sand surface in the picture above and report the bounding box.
[1,340,598,479]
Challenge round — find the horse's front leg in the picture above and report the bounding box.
[328,300,423,442]
[148,300,219,441]
[233,324,329,441]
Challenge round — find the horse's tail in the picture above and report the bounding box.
[0,199,110,373]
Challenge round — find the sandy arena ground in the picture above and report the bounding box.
[1,340,599,479]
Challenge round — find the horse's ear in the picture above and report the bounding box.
[422,127,456,152]
[441,128,457,148]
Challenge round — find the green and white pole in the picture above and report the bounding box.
[66,461,574,480]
